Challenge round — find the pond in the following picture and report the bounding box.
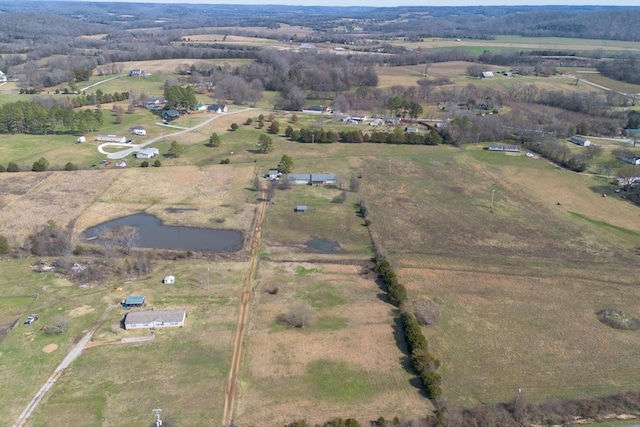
[306,238,340,253]
[84,213,243,252]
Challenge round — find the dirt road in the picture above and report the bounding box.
[13,306,112,427]
[221,177,267,426]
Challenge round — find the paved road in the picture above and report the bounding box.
[13,306,113,427]
[97,108,252,160]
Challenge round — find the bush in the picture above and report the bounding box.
[0,235,10,254]
[153,160,162,167]
[7,162,19,172]
[244,117,253,125]
[277,303,316,328]
[230,123,238,131]
[64,162,78,171]
[141,160,149,167]
[32,157,50,172]
[220,158,230,164]
[0,164,5,172]
[43,315,70,335]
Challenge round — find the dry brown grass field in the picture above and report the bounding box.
[236,262,432,426]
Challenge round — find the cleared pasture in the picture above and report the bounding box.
[236,262,432,426]
[358,144,640,407]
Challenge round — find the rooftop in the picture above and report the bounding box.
[125,309,186,324]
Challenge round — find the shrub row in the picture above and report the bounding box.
[375,260,442,400]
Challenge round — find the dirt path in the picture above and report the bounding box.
[221,175,267,426]
[12,306,113,427]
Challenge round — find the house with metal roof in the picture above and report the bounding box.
[135,147,159,159]
[569,135,591,146]
[488,143,521,152]
[287,173,337,185]
[123,309,186,330]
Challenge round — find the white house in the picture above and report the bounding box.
[123,309,186,330]
[569,135,591,146]
[207,104,228,113]
[618,154,640,165]
[482,71,495,78]
[488,143,521,152]
[163,275,175,284]
[135,147,159,159]
[97,135,127,143]
[132,128,146,136]
[0,71,6,82]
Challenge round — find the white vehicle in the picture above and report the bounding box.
[132,129,146,136]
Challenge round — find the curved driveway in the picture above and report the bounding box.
[98,108,252,160]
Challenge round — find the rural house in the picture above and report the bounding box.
[135,147,159,159]
[288,173,338,185]
[269,169,280,180]
[618,154,640,165]
[162,109,180,122]
[97,135,127,143]
[482,71,495,78]
[569,135,591,146]
[207,104,228,113]
[123,309,186,330]
[0,70,6,82]
[129,69,146,77]
[488,144,521,152]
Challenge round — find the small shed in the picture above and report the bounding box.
[295,205,308,213]
[569,135,591,146]
[269,169,280,180]
[76,136,86,143]
[163,275,175,284]
[482,71,495,78]
[122,295,146,309]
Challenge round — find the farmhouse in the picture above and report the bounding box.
[288,173,337,185]
[123,309,186,330]
[618,154,640,165]
[488,143,521,152]
[207,104,228,113]
[302,105,329,114]
[122,295,146,309]
[162,109,180,122]
[129,69,146,77]
[569,135,591,146]
[135,147,159,159]
[97,135,127,143]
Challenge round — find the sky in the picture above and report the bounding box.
[66,0,640,6]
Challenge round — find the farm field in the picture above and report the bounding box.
[236,261,431,426]
[358,144,640,407]
[391,35,640,55]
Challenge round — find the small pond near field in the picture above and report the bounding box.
[84,213,243,252]
[306,238,340,253]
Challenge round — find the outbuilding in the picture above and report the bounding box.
[162,109,180,122]
[163,275,175,284]
[76,136,86,143]
[295,205,308,213]
[122,295,146,309]
[123,309,186,330]
[135,147,159,159]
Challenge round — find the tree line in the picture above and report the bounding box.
[0,101,103,135]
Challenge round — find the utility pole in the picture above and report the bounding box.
[207,267,210,291]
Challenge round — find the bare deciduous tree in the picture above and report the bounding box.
[277,303,316,328]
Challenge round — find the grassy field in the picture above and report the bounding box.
[236,261,432,426]
[390,35,640,55]
[357,144,640,408]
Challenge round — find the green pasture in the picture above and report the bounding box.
[24,259,247,426]
[0,260,106,423]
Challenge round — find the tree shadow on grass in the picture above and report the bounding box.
[391,315,430,398]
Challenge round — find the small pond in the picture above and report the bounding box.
[306,238,340,253]
[84,213,243,252]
